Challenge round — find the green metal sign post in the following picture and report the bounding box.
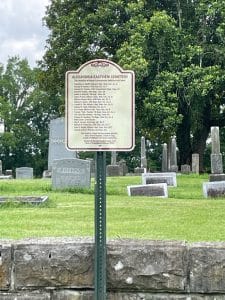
[94,151,107,300]
[65,59,134,300]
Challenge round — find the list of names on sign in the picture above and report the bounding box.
[66,60,135,151]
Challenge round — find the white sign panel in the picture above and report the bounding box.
[66,59,135,151]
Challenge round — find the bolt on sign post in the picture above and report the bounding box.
[65,59,135,299]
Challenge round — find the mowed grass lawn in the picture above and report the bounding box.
[0,174,224,241]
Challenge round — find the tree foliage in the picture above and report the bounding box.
[0,57,52,176]
[40,0,225,172]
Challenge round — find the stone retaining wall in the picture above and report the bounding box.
[1,238,225,299]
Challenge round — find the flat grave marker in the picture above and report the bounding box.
[127,183,168,198]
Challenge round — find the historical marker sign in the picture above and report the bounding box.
[66,59,135,151]
[65,59,135,300]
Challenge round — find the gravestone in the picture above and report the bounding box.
[161,143,168,172]
[134,167,145,174]
[42,170,52,179]
[141,136,147,170]
[209,174,225,182]
[106,151,120,176]
[192,153,199,174]
[170,137,178,172]
[16,167,33,179]
[203,127,225,193]
[0,167,13,180]
[118,159,128,176]
[111,151,117,165]
[181,164,191,174]
[0,175,12,180]
[106,165,120,176]
[209,126,225,182]
[86,158,96,178]
[5,170,12,176]
[48,117,77,171]
[142,172,177,187]
[52,158,91,190]
[0,195,48,205]
[203,181,225,198]
[127,183,168,197]
[210,126,223,175]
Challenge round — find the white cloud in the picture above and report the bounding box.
[0,0,50,67]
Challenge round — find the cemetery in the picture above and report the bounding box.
[0,175,225,298]
[0,59,225,298]
[0,55,224,299]
[1,1,225,298]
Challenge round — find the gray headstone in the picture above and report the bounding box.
[211,153,223,174]
[111,151,117,165]
[210,126,223,174]
[141,136,147,169]
[0,196,48,205]
[16,167,33,179]
[5,170,12,176]
[0,175,12,180]
[203,181,225,198]
[142,172,177,187]
[86,158,95,178]
[52,158,91,189]
[211,126,220,154]
[48,117,76,170]
[209,174,225,182]
[192,153,199,174]
[161,143,168,172]
[181,164,191,174]
[134,167,145,174]
[118,159,128,176]
[42,170,52,178]
[170,137,178,172]
[106,165,120,177]
[127,183,168,197]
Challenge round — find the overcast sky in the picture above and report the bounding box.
[0,0,50,67]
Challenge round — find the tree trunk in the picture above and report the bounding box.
[192,126,210,173]
[176,100,192,167]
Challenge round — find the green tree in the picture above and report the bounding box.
[0,57,52,176]
[41,0,225,172]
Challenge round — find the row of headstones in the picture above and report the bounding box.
[0,163,33,180]
[161,141,200,174]
[46,117,129,189]
[0,118,128,189]
[127,172,177,198]
[2,118,224,196]
[128,126,225,198]
[133,136,200,174]
[43,117,90,189]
